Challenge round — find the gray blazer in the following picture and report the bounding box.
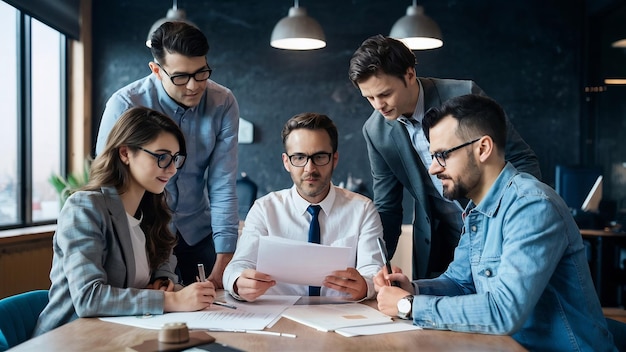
[362,77,541,279]
[33,186,178,336]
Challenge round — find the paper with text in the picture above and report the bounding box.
[256,236,351,286]
[99,295,300,331]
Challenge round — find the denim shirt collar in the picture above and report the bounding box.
[466,162,518,218]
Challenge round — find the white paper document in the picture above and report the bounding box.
[281,303,393,332]
[256,236,352,286]
[335,321,422,337]
[99,295,300,331]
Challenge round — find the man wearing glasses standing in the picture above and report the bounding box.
[348,35,541,280]
[223,113,384,302]
[96,21,240,288]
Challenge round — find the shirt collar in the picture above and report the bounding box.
[468,162,518,218]
[397,79,425,126]
[290,183,337,216]
[153,75,198,115]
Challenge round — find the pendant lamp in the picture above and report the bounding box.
[612,39,626,48]
[270,0,326,50]
[390,1,443,50]
[146,0,193,48]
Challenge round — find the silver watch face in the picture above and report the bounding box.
[397,297,412,315]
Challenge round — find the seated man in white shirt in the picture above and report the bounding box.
[223,112,384,302]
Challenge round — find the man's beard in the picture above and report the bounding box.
[441,156,479,201]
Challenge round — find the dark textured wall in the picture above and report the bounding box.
[92,0,586,210]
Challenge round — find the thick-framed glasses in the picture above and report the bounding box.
[287,152,333,167]
[156,62,212,86]
[137,147,187,169]
[431,137,481,168]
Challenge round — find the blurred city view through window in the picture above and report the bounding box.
[1,2,63,227]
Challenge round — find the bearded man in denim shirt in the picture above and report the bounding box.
[374,94,615,351]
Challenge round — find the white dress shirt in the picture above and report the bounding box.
[224,184,384,299]
[126,212,150,289]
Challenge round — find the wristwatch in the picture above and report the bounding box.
[397,295,414,320]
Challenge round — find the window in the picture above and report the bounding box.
[0,1,65,228]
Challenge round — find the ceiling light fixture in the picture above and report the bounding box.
[611,39,626,48]
[270,0,326,50]
[390,0,443,50]
[146,0,193,48]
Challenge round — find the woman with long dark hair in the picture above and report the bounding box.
[34,106,216,336]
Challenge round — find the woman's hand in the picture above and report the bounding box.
[163,281,216,312]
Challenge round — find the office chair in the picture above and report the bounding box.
[236,172,258,221]
[607,317,626,351]
[0,290,49,351]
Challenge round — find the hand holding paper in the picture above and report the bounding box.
[323,268,367,300]
[235,268,276,302]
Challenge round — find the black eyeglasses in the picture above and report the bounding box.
[156,62,212,86]
[431,137,481,168]
[137,147,187,169]
[287,152,333,167]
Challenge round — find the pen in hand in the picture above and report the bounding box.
[377,238,400,287]
[197,263,237,310]
[197,263,207,283]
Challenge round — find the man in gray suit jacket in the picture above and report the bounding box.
[348,35,541,279]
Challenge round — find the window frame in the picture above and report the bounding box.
[2,6,68,231]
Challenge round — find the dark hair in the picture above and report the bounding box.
[85,106,186,270]
[281,113,338,153]
[348,34,416,87]
[422,94,507,150]
[149,21,209,65]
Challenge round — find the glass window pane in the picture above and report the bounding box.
[31,18,62,221]
[0,2,18,226]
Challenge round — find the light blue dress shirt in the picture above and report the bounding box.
[410,163,615,351]
[96,74,240,252]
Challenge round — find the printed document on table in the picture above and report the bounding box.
[99,295,300,331]
[256,236,351,286]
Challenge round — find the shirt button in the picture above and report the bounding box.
[471,225,477,232]
[485,269,492,277]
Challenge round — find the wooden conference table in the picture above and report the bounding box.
[9,296,525,352]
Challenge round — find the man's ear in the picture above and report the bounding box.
[404,67,416,84]
[282,153,291,172]
[148,61,162,80]
[477,136,494,163]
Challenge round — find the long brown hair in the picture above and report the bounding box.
[85,106,186,270]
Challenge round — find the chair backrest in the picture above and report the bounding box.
[236,172,258,221]
[0,290,49,351]
[606,317,626,351]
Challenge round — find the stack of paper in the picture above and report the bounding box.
[282,303,422,337]
[281,303,393,332]
[99,295,300,331]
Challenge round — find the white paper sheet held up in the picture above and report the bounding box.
[99,295,300,331]
[256,236,351,286]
